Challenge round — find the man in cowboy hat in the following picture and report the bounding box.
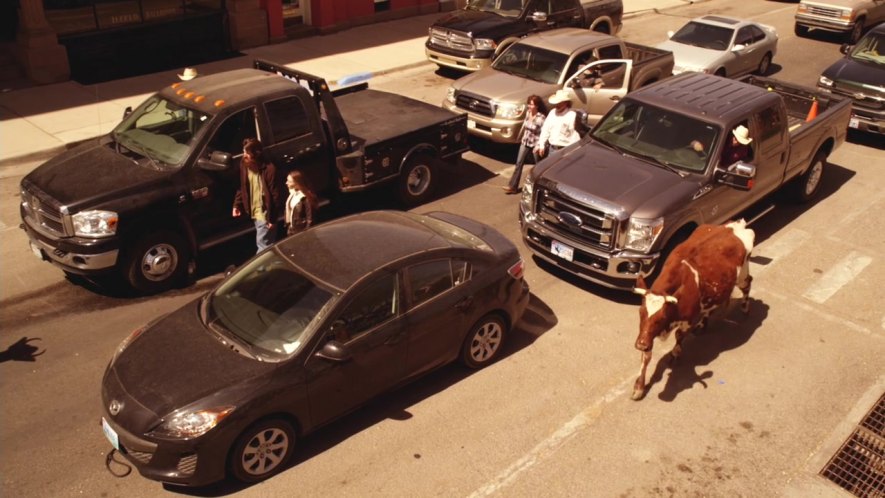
[535,89,581,158]
[178,67,198,81]
[722,123,753,165]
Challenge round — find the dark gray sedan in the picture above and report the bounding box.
[100,210,530,487]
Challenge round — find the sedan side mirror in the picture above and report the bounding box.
[840,43,851,54]
[315,341,351,362]
[667,30,674,39]
[715,160,756,190]
[732,43,746,52]
[197,150,231,171]
[530,12,547,22]
[123,106,133,119]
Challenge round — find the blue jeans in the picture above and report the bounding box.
[254,219,276,253]
[508,142,539,190]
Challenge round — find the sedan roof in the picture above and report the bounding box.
[276,211,464,292]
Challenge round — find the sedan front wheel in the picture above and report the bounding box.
[461,314,507,369]
[229,419,295,484]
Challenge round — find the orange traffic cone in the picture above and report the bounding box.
[806,98,819,122]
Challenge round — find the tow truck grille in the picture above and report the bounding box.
[21,185,68,236]
[455,92,494,117]
[429,27,474,52]
[535,187,616,249]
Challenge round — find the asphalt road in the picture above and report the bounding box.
[1,1,883,497]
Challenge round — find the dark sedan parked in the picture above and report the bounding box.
[100,210,530,487]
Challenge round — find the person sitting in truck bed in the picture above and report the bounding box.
[722,124,754,165]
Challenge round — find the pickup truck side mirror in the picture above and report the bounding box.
[315,340,351,362]
[715,161,756,190]
[197,151,232,171]
[840,43,851,55]
[530,12,547,22]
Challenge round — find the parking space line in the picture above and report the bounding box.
[802,251,872,304]
[751,228,810,274]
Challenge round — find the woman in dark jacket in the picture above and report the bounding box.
[284,170,318,235]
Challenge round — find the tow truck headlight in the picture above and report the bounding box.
[496,102,525,119]
[625,218,664,252]
[818,75,833,87]
[446,87,456,105]
[474,38,496,50]
[72,210,118,238]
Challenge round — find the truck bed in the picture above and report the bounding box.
[336,89,460,146]
[624,42,671,65]
[742,75,845,132]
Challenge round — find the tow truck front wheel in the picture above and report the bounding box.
[398,154,436,206]
[123,230,190,294]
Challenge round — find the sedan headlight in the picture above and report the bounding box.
[72,210,118,237]
[818,75,833,87]
[624,217,664,252]
[496,101,525,119]
[446,87,456,105]
[151,406,235,438]
[474,38,496,51]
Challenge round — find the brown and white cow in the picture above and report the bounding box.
[631,219,755,400]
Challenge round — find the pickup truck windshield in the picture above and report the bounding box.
[492,43,568,83]
[671,21,734,51]
[849,31,885,65]
[465,0,525,17]
[591,100,720,173]
[111,96,211,168]
[203,250,335,359]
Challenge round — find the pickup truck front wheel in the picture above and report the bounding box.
[398,154,436,206]
[123,230,190,294]
[791,153,826,203]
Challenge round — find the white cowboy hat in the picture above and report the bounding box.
[548,89,571,105]
[178,67,198,81]
[732,125,752,145]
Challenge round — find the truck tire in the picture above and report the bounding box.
[123,230,190,294]
[591,22,611,35]
[398,154,436,206]
[790,153,826,203]
[794,24,809,37]
[848,18,865,44]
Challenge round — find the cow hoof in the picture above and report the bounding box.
[741,301,750,314]
[631,388,646,401]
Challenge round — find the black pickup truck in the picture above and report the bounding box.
[426,0,623,72]
[20,60,468,294]
[519,72,852,290]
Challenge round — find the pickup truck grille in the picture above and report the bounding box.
[535,187,616,249]
[21,185,68,236]
[804,5,841,18]
[455,91,494,117]
[429,27,474,52]
[831,81,885,111]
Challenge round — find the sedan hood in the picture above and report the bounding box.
[534,141,696,218]
[822,57,885,91]
[103,300,275,432]
[23,137,171,210]
[454,69,557,105]
[656,40,722,72]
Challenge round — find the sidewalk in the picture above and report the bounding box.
[0,0,694,167]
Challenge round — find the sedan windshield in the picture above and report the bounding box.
[492,43,568,83]
[591,100,720,173]
[205,250,335,358]
[671,22,734,51]
[111,96,211,167]
[849,31,885,65]
[465,0,525,17]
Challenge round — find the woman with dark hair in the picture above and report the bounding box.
[504,94,547,194]
[232,138,281,252]
[284,170,319,235]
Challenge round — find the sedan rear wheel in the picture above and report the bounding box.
[461,314,507,369]
[756,53,772,75]
[230,419,295,484]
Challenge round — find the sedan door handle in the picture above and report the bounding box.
[455,297,473,312]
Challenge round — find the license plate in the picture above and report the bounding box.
[551,239,574,262]
[849,117,859,129]
[102,417,120,450]
[29,241,42,260]
[467,119,476,129]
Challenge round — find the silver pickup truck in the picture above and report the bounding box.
[795,0,885,43]
[442,28,674,143]
[519,73,852,290]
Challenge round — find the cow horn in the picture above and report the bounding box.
[633,287,647,296]
[665,295,678,304]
